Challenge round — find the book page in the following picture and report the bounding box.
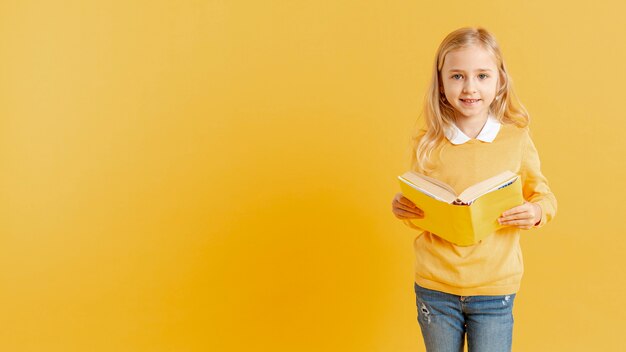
[398,171,457,203]
[398,177,451,203]
[458,171,519,204]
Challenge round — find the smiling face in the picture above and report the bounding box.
[440,44,499,122]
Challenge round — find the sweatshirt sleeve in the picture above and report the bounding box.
[520,130,557,227]
[401,128,429,232]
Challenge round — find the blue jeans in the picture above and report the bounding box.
[414,282,516,352]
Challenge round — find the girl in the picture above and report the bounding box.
[391,27,557,352]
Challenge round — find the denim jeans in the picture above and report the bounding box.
[414,282,516,352]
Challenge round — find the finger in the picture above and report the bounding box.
[501,204,530,217]
[395,208,425,219]
[393,200,423,214]
[499,216,532,225]
[498,212,532,222]
[398,196,417,208]
[498,218,533,226]
[395,204,423,215]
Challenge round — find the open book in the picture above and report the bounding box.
[398,170,524,246]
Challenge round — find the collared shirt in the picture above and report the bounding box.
[444,113,501,145]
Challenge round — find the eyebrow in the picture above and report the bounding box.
[447,68,494,73]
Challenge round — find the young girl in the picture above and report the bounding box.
[391,27,557,352]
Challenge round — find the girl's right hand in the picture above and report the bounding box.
[391,193,424,220]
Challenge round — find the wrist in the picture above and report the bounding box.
[532,202,542,226]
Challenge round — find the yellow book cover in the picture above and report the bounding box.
[397,170,524,246]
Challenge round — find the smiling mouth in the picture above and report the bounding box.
[460,99,481,103]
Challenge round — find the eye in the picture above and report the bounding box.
[478,73,489,79]
[451,74,463,80]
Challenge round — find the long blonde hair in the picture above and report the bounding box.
[411,27,529,172]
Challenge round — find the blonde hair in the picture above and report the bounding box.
[411,27,530,172]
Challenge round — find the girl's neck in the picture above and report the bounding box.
[453,112,489,139]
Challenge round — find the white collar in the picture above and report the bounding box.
[444,113,501,145]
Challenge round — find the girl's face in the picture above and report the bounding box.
[440,44,499,122]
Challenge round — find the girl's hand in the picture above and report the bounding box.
[392,193,424,220]
[498,201,542,229]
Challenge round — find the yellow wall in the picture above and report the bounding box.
[1,1,624,351]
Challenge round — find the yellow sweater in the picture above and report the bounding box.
[404,123,557,296]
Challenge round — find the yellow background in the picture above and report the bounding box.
[1,1,624,351]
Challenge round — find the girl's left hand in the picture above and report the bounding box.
[498,201,542,230]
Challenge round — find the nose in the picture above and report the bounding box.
[462,78,477,94]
